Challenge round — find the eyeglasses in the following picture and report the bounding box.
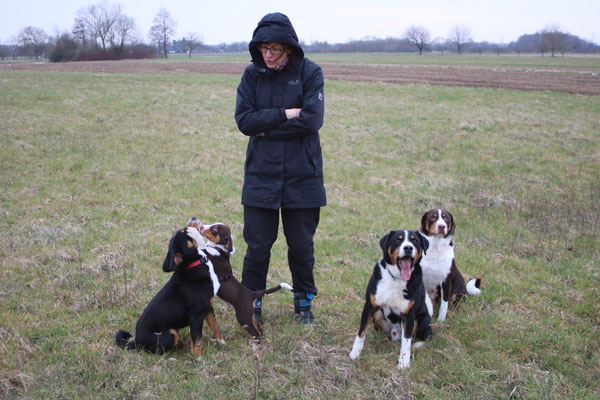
[258,45,284,56]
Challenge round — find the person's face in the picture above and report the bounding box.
[258,42,290,69]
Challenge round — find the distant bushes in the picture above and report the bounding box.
[49,35,157,63]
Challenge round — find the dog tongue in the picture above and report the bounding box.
[399,258,412,281]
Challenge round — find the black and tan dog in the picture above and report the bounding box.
[349,229,432,369]
[115,221,222,359]
[419,209,481,322]
[187,221,293,341]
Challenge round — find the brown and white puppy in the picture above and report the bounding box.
[349,229,432,369]
[186,221,292,341]
[419,209,481,322]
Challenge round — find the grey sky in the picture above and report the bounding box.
[2,0,598,45]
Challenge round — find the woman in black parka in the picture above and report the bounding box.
[235,12,326,326]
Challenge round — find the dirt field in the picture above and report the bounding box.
[3,59,600,95]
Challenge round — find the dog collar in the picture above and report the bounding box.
[186,258,206,270]
[218,272,234,282]
[380,259,398,280]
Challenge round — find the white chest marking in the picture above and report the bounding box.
[420,235,454,293]
[374,261,411,314]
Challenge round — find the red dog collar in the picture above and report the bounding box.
[186,260,204,270]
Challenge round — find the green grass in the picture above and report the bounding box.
[1,66,599,399]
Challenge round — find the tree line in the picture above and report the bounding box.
[1,2,598,62]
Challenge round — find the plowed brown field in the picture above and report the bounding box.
[3,59,599,95]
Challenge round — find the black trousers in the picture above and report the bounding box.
[241,206,320,295]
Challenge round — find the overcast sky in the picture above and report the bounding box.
[2,0,598,46]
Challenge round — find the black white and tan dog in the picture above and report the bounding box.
[419,209,481,322]
[115,220,222,359]
[349,229,433,369]
[186,221,293,341]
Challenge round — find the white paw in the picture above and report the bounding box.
[413,341,425,349]
[349,336,364,360]
[397,353,410,369]
[186,227,206,250]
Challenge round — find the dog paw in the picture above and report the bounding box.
[397,353,410,369]
[186,227,206,250]
[413,341,425,349]
[218,339,226,345]
[349,350,359,360]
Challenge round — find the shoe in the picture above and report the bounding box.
[294,292,318,327]
[254,298,262,325]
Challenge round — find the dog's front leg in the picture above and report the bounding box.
[205,302,226,345]
[398,317,414,369]
[438,281,451,322]
[189,314,205,360]
[350,301,375,360]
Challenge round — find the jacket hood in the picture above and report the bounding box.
[249,13,304,69]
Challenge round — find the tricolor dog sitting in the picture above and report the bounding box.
[419,209,482,322]
[349,230,432,369]
[115,219,222,359]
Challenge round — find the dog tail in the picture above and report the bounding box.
[115,329,136,350]
[466,278,482,296]
[258,282,294,297]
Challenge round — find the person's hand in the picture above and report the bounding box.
[285,108,301,119]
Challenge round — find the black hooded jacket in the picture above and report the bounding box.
[235,13,326,210]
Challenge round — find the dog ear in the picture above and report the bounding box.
[447,212,456,236]
[420,211,430,234]
[416,231,429,255]
[162,253,174,272]
[225,233,233,254]
[379,231,395,253]
[162,234,177,272]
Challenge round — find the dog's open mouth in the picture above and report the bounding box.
[397,257,413,281]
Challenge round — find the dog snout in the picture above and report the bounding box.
[403,245,414,255]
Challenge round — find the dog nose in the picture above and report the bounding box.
[403,245,413,254]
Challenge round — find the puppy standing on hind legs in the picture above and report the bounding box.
[186,221,293,341]
[349,229,432,369]
[419,209,482,322]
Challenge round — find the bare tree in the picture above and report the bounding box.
[540,24,568,57]
[150,8,177,58]
[148,25,163,56]
[72,17,89,45]
[184,32,201,57]
[449,25,472,54]
[111,15,137,54]
[405,26,431,55]
[77,1,122,50]
[18,26,48,59]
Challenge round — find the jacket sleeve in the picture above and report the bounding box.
[235,69,288,136]
[265,64,324,141]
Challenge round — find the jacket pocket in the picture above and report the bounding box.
[245,137,256,172]
[304,135,323,177]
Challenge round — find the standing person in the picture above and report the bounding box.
[235,12,326,326]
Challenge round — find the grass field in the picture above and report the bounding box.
[1,56,599,399]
